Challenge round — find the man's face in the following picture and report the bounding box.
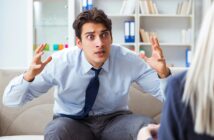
[76,22,112,68]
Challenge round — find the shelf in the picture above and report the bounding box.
[34,24,68,27]
[108,14,135,18]
[139,14,192,18]
[139,43,191,47]
[120,42,135,46]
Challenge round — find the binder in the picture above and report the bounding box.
[124,20,135,43]
[124,21,130,42]
[186,48,191,67]
[87,0,93,10]
[130,20,135,42]
[82,0,87,11]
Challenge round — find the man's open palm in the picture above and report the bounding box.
[140,36,169,78]
[24,44,52,81]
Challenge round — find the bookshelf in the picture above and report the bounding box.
[70,0,195,69]
[32,0,194,69]
[138,0,194,68]
[33,0,69,59]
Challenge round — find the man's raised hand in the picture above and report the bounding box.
[140,36,170,78]
[24,44,52,82]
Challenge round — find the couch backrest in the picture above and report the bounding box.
[0,69,163,136]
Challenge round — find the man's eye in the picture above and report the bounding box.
[101,32,109,38]
[87,35,94,40]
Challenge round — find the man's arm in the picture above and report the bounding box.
[3,44,53,107]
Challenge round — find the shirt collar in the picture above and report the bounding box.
[81,50,110,74]
[81,51,93,74]
[102,57,110,72]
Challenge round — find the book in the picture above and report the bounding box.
[142,0,150,14]
[124,0,137,15]
[130,21,135,42]
[124,21,130,42]
[87,0,93,10]
[186,48,191,67]
[180,1,188,15]
[82,0,87,11]
[124,21,135,42]
[186,0,192,15]
[120,0,127,14]
[153,3,159,14]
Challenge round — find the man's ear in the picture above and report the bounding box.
[76,37,82,49]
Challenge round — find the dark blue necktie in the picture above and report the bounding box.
[57,68,101,120]
[82,68,101,116]
[74,68,101,119]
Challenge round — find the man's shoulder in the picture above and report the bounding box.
[52,46,81,59]
[111,44,138,58]
[49,46,81,67]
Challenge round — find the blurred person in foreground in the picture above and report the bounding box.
[138,3,214,140]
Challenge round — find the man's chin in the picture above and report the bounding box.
[94,59,106,65]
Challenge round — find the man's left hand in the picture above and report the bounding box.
[140,36,170,78]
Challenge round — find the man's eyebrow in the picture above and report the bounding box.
[84,31,95,35]
[101,29,109,33]
[83,29,109,36]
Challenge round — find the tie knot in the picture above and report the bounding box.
[91,68,102,76]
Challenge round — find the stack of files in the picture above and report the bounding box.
[82,0,93,11]
[120,0,137,15]
[181,29,191,44]
[140,29,158,43]
[176,0,192,15]
[139,0,158,15]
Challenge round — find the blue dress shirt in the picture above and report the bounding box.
[3,44,166,116]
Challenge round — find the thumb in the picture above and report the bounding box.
[139,51,148,62]
[43,56,52,66]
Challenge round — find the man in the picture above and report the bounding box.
[3,8,170,140]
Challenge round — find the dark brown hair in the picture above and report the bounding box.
[73,8,112,40]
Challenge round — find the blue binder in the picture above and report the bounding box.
[124,20,135,43]
[186,48,191,67]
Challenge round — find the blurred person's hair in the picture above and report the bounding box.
[183,3,214,136]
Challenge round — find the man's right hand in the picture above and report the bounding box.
[24,44,52,82]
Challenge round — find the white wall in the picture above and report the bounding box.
[0,0,33,68]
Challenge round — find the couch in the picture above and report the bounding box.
[0,68,183,139]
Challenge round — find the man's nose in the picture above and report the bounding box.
[95,37,103,48]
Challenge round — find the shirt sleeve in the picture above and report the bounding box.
[134,60,171,102]
[3,65,55,107]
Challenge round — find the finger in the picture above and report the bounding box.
[156,47,164,58]
[139,52,148,62]
[43,56,52,66]
[35,43,46,54]
[33,51,44,62]
[154,36,160,47]
[150,36,156,52]
[157,58,166,62]
[31,64,42,69]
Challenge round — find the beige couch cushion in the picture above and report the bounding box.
[129,84,162,122]
[0,135,43,140]
[0,69,54,136]
[0,69,163,136]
